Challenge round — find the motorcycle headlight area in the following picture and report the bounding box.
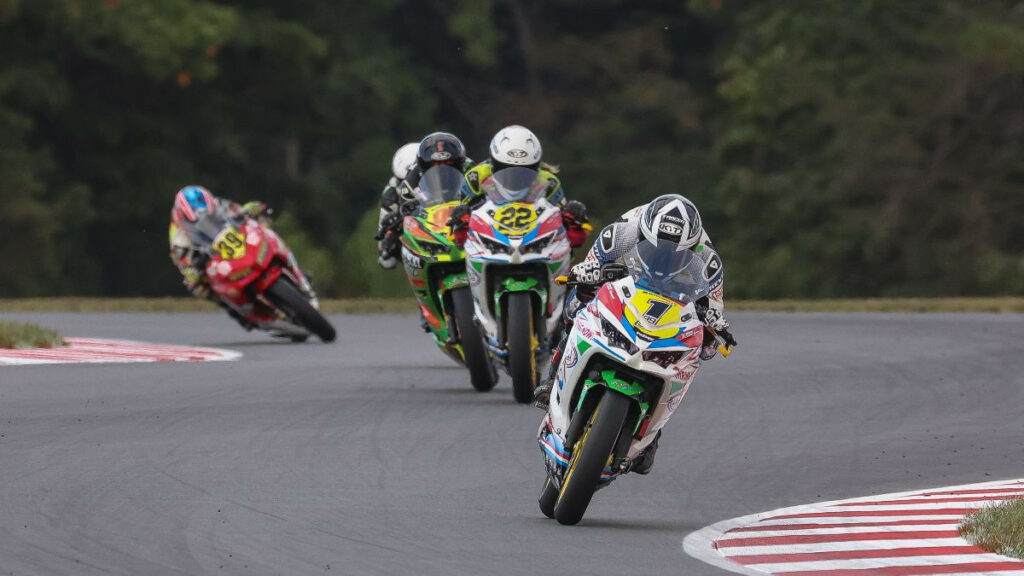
[600,317,639,355]
[479,235,513,255]
[520,233,554,255]
[641,349,686,369]
[417,240,450,256]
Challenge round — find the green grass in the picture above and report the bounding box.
[0,320,65,349]
[960,498,1024,558]
[0,296,1021,314]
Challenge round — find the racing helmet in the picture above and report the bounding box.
[391,142,419,181]
[638,194,703,251]
[416,132,467,173]
[489,125,541,172]
[172,185,217,227]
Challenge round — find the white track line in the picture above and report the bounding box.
[683,478,1024,575]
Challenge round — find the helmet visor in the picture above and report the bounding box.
[626,240,711,303]
[481,167,545,204]
[414,165,464,207]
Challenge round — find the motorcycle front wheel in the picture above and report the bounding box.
[506,292,537,404]
[553,390,630,525]
[265,277,337,343]
[450,287,495,392]
[539,476,558,519]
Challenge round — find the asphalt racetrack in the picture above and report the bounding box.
[0,311,1021,575]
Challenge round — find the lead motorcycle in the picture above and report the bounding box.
[398,165,496,391]
[536,242,733,525]
[463,167,573,403]
[191,210,336,342]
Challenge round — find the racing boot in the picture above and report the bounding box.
[632,431,662,475]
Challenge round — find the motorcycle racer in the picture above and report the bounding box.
[376,133,474,269]
[169,185,269,327]
[533,194,737,473]
[452,125,590,249]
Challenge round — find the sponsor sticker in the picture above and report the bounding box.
[673,365,697,381]
[711,285,724,301]
[565,346,579,369]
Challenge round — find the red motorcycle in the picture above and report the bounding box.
[194,212,336,342]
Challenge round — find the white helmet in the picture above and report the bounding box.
[639,194,703,250]
[391,142,419,180]
[489,125,542,169]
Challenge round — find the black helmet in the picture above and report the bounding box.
[416,132,466,172]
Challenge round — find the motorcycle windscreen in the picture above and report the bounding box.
[625,240,711,304]
[189,212,230,246]
[414,165,464,207]
[481,166,546,204]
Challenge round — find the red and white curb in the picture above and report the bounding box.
[684,478,1024,576]
[0,337,241,365]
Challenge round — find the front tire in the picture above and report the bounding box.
[507,292,537,404]
[539,477,558,519]
[265,277,337,342]
[450,287,495,392]
[553,390,630,525]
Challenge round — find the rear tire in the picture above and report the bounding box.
[451,287,495,392]
[507,292,537,404]
[553,390,630,525]
[265,277,336,342]
[539,477,558,519]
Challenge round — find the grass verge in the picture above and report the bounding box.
[960,498,1024,558]
[0,296,1021,314]
[0,320,65,349]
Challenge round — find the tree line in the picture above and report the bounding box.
[0,0,1021,298]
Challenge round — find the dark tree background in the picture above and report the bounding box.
[1,0,1021,298]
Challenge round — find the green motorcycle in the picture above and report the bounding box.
[400,165,496,391]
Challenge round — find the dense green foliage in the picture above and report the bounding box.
[0,0,1021,298]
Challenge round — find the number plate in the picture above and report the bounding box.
[493,203,538,233]
[214,228,247,260]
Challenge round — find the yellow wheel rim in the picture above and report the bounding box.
[559,405,600,499]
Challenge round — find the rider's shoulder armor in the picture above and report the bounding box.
[537,169,564,204]
[594,220,639,264]
[693,230,724,289]
[463,162,493,197]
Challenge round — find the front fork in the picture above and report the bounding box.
[540,373,649,485]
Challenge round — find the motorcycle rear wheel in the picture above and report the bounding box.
[507,292,537,404]
[554,390,630,525]
[266,277,337,343]
[450,287,495,392]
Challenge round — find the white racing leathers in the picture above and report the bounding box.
[561,206,725,454]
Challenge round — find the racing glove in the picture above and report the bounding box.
[182,267,210,299]
[447,204,472,247]
[375,212,403,239]
[241,201,272,221]
[561,200,590,248]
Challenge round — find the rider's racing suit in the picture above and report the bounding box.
[540,203,730,472]
[459,161,589,248]
[169,199,266,327]
[567,204,726,333]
